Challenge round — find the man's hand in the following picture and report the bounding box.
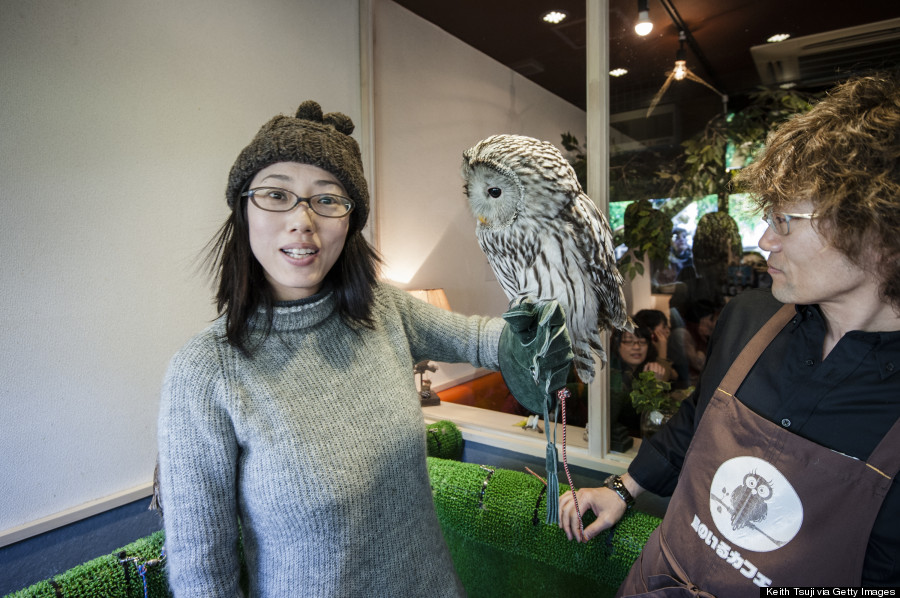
[558,487,626,542]
[558,474,645,542]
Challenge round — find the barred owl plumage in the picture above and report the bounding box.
[461,134,631,383]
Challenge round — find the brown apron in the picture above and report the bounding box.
[617,304,900,596]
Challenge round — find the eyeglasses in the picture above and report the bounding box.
[242,187,354,218]
[620,338,649,348]
[762,209,817,236]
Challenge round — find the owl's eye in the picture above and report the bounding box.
[487,187,502,198]
[745,476,758,489]
[756,484,771,499]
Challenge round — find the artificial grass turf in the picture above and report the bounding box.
[6,531,170,598]
[8,422,660,597]
[427,457,661,596]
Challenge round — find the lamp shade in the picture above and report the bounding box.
[407,288,451,311]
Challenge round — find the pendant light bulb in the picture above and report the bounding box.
[635,10,653,36]
[673,30,687,80]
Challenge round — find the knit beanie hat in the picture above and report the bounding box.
[226,100,369,231]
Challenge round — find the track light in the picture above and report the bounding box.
[635,0,652,36]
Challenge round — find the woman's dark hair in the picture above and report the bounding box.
[632,309,668,332]
[205,193,381,355]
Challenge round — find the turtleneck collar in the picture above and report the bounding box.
[249,288,337,333]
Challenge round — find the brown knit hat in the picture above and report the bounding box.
[226,100,369,231]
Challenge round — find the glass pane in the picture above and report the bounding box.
[603,0,899,452]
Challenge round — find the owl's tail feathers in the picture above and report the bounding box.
[574,337,603,384]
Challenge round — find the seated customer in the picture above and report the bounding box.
[632,309,673,368]
[610,326,677,441]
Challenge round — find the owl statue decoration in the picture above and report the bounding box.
[461,134,631,384]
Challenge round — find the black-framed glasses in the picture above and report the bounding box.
[620,338,649,348]
[242,187,354,218]
[762,209,817,236]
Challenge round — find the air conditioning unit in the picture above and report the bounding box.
[751,18,900,87]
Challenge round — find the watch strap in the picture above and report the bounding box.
[604,474,635,508]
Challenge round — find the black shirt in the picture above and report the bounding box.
[629,288,900,585]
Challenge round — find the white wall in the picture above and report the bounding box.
[0,0,588,541]
[372,0,587,386]
[0,0,362,541]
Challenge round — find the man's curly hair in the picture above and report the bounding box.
[736,73,900,311]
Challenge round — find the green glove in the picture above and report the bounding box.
[498,299,574,415]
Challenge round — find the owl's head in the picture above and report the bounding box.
[461,134,580,229]
[742,472,773,501]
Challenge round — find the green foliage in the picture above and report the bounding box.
[658,87,820,206]
[563,88,820,283]
[618,199,671,280]
[629,371,678,414]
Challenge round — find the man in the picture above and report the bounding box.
[669,227,693,275]
[560,73,900,594]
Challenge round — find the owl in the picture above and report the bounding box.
[730,472,772,531]
[461,134,631,383]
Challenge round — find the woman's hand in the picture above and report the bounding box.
[652,325,671,358]
[642,361,667,380]
[558,487,628,542]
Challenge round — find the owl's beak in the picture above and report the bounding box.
[478,216,487,225]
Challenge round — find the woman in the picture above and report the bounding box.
[609,326,677,438]
[157,102,509,597]
[632,309,672,364]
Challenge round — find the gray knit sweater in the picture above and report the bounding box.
[158,283,504,597]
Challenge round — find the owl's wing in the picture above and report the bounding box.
[567,193,630,332]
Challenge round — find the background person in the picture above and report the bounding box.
[609,326,677,440]
[632,309,672,365]
[669,227,693,275]
[559,73,900,593]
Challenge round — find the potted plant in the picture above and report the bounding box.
[629,371,693,438]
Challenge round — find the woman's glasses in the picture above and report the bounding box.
[620,338,649,348]
[243,187,354,218]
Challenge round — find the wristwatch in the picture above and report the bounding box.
[604,474,635,508]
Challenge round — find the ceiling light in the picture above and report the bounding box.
[542,10,568,25]
[610,68,628,77]
[635,0,653,36]
[673,32,687,80]
[767,33,791,43]
[647,30,725,117]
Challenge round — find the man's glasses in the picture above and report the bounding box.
[242,187,354,218]
[762,209,817,236]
